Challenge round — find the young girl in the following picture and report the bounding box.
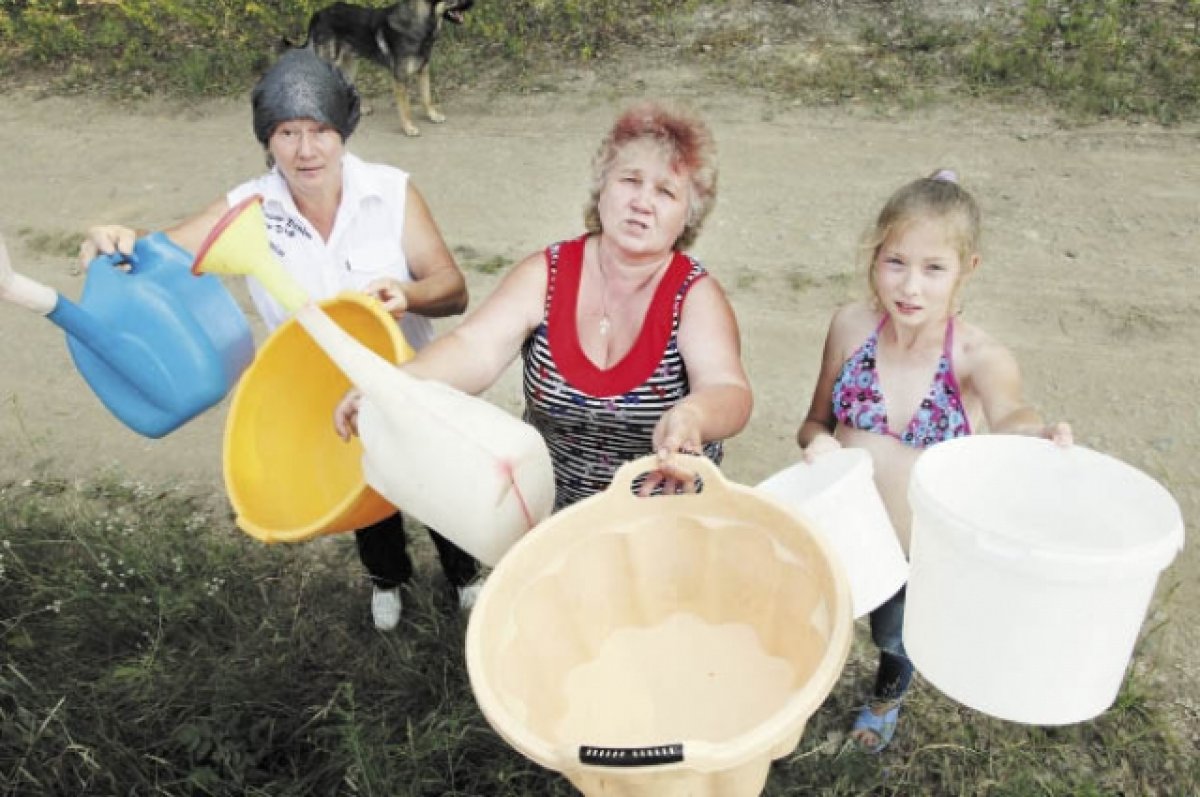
[796,169,1071,753]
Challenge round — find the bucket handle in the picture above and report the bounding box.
[578,743,684,768]
[607,453,731,501]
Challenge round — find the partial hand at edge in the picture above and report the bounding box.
[641,404,704,496]
[364,277,408,317]
[802,433,842,463]
[333,387,364,441]
[1044,421,1073,448]
[78,225,138,271]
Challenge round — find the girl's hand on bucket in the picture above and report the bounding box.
[79,225,137,271]
[365,277,409,318]
[1044,421,1073,447]
[333,388,364,441]
[803,433,842,463]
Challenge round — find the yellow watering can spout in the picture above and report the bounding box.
[192,195,309,314]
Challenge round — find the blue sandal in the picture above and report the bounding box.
[850,702,901,753]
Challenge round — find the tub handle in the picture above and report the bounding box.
[578,743,684,767]
[608,453,730,501]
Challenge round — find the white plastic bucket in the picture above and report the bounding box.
[756,449,909,618]
[467,455,853,797]
[904,435,1184,725]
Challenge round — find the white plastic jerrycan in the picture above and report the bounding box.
[295,303,556,567]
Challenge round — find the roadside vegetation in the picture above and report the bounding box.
[2,1,1199,122]
[2,475,1196,794]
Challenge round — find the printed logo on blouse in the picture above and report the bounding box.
[263,206,313,241]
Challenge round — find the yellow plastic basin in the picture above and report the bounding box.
[224,293,414,543]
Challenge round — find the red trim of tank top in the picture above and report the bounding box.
[546,234,700,397]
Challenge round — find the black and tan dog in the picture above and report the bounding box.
[297,0,473,136]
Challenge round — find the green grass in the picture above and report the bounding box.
[2,476,1195,795]
[17,227,82,260]
[0,0,695,98]
[2,1,1199,122]
[706,0,1200,123]
[454,246,513,276]
[960,0,1200,123]
[0,475,572,795]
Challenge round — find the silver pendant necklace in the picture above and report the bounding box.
[596,254,612,336]
[594,248,672,336]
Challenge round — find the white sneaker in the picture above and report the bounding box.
[457,581,484,611]
[371,587,402,630]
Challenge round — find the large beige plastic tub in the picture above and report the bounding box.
[466,455,853,797]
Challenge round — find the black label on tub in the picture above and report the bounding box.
[578,744,684,767]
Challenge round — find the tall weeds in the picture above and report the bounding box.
[0,0,695,96]
[0,476,568,795]
[2,476,1196,795]
[964,0,1200,122]
[5,2,1199,121]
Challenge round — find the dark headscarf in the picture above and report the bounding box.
[251,49,361,145]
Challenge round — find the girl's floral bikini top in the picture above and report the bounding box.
[832,315,971,450]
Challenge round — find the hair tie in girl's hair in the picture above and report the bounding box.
[932,169,958,184]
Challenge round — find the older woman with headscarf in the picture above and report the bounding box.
[335,101,753,508]
[79,48,480,632]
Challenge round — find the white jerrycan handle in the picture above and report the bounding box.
[294,301,416,399]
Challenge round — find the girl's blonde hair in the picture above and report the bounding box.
[583,101,718,251]
[862,169,981,304]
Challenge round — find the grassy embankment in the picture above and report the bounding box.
[3,0,1198,121]
[2,476,1195,794]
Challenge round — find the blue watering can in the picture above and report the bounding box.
[0,230,255,438]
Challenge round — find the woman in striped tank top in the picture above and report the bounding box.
[336,101,752,509]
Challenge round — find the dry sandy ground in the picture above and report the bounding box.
[1,80,1197,740]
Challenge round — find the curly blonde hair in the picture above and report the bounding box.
[582,102,718,251]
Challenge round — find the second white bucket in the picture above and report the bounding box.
[904,435,1184,725]
[756,449,908,618]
